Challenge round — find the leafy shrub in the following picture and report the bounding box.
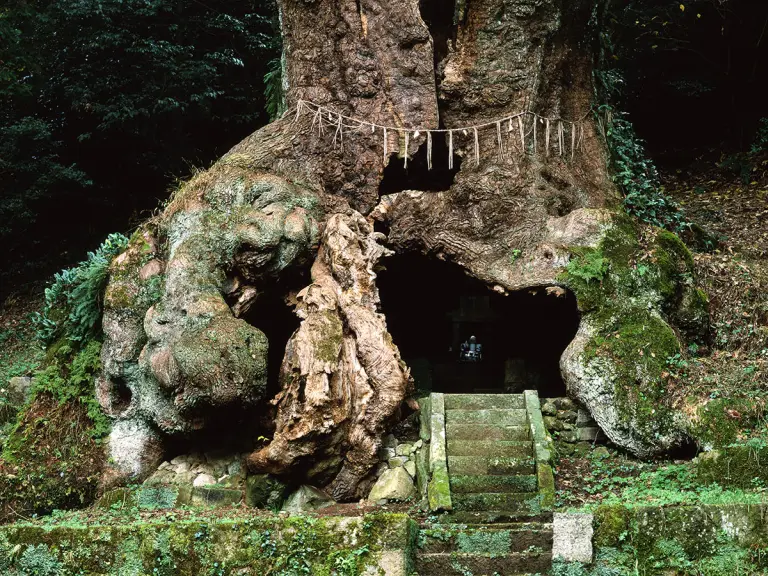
[29,341,110,440]
[17,544,64,576]
[0,343,107,521]
[599,106,686,231]
[32,233,128,345]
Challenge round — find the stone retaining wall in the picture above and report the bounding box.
[0,513,415,575]
[541,397,605,446]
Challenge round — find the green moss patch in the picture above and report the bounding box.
[0,340,107,523]
[0,512,413,575]
[694,442,768,489]
[589,503,768,575]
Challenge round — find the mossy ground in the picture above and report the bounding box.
[554,443,768,511]
[664,171,768,448]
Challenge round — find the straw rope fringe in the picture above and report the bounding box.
[292,99,588,168]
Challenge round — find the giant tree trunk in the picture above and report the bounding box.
[98,0,706,499]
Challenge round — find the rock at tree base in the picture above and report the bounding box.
[368,467,416,502]
[281,485,335,513]
[6,376,33,406]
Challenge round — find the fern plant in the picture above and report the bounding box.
[566,250,610,284]
[33,233,128,345]
[264,57,285,121]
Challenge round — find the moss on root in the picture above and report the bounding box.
[559,215,709,453]
[105,225,165,316]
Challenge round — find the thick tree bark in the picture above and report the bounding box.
[247,213,411,499]
[98,0,706,498]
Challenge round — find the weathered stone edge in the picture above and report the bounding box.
[0,513,415,576]
[524,389,555,511]
[428,393,452,511]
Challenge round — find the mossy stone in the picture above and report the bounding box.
[245,473,289,509]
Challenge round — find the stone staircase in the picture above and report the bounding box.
[417,392,555,576]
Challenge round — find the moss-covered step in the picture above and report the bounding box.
[447,455,536,475]
[449,474,538,494]
[416,550,551,575]
[446,439,532,458]
[445,408,528,426]
[436,509,552,525]
[444,394,525,410]
[451,492,543,513]
[418,522,552,554]
[445,422,530,441]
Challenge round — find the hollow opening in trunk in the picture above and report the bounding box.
[377,254,580,397]
[378,136,462,196]
[419,0,456,66]
[239,289,301,400]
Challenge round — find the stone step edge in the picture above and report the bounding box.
[435,511,554,524]
[421,522,553,530]
[449,476,539,494]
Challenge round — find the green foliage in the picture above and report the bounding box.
[245,517,377,576]
[0,335,108,520]
[598,105,686,231]
[566,250,610,284]
[0,310,44,439]
[27,341,110,441]
[17,544,64,576]
[552,550,633,576]
[595,463,768,509]
[457,530,511,557]
[32,233,128,345]
[0,513,408,575]
[1,0,280,289]
[265,57,285,121]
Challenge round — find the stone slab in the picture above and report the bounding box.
[552,512,594,563]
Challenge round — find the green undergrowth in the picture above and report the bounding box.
[594,466,767,510]
[586,503,768,575]
[32,233,128,345]
[0,234,126,523]
[553,539,766,576]
[0,340,107,522]
[0,310,44,445]
[556,446,768,511]
[598,105,686,232]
